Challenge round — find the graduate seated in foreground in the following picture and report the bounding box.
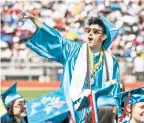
[118,86,144,123]
[1,82,27,123]
[74,83,120,123]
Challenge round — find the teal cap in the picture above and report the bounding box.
[118,86,144,122]
[119,86,144,106]
[100,16,119,50]
[1,82,23,107]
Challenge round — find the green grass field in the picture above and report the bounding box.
[2,90,53,100]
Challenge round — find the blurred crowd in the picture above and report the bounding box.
[0,0,144,82]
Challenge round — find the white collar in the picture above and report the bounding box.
[93,52,100,57]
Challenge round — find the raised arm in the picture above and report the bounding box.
[20,11,81,65]
[20,11,42,28]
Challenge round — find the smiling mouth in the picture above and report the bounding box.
[21,108,26,113]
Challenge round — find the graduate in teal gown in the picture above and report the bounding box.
[1,82,27,123]
[21,11,121,123]
[118,86,144,123]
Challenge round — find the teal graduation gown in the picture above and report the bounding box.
[1,114,26,123]
[26,23,121,123]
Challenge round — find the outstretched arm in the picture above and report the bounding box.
[19,11,81,65]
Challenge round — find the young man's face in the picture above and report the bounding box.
[132,102,144,122]
[86,24,106,49]
[13,98,27,118]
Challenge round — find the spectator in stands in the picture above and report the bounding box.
[0,42,12,62]
[1,82,27,123]
[0,1,144,82]
[133,54,144,81]
[119,58,127,82]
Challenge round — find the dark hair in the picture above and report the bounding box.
[98,106,117,123]
[7,100,16,123]
[61,117,69,123]
[120,81,125,92]
[6,100,28,123]
[88,17,106,34]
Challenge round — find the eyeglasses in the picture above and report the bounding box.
[13,100,27,108]
[85,27,103,35]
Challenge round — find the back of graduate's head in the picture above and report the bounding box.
[98,106,117,123]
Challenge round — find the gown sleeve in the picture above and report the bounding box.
[1,114,11,123]
[112,58,120,83]
[26,23,81,65]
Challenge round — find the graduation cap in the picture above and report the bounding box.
[100,16,119,50]
[1,82,23,107]
[118,86,144,122]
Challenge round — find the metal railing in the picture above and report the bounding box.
[1,61,63,81]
